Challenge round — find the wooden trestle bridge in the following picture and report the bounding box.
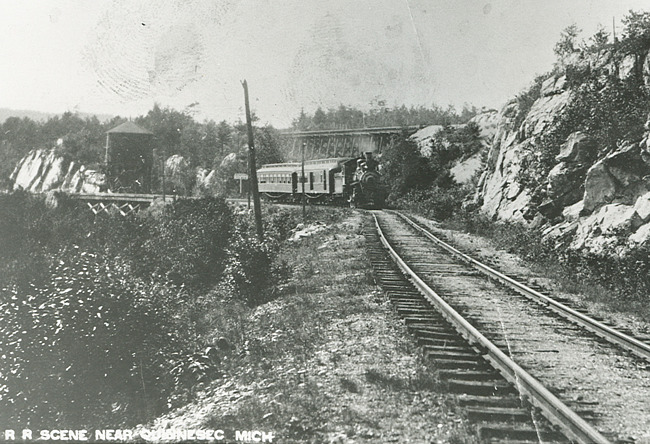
[278,126,423,161]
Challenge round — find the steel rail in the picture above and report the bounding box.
[392,210,650,362]
[372,212,610,444]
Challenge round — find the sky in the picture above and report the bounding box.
[0,0,648,128]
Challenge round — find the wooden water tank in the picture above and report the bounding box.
[105,121,154,193]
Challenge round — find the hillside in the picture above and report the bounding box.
[471,16,650,258]
[0,107,113,123]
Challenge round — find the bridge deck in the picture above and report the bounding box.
[279,126,423,161]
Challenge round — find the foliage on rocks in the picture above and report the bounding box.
[428,122,484,163]
[381,135,435,197]
[383,125,484,220]
[506,12,650,193]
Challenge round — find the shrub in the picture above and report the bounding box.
[391,186,469,221]
[0,249,193,428]
[139,197,234,290]
[0,192,289,428]
[220,229,280,306]
[0,191,98,288]
[381,135,435,197]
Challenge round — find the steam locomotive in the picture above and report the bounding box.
[256,152,385,208]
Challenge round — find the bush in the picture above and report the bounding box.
[139,197,234,291]
[0,250,192,428]
[391,186,469,221]
[381,135,435,197]
[219,230,278,306]
[0,192,290,428]
[0,191,98,288]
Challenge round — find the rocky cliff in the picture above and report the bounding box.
[9,148,228,197]
[474,46,650,257]
[11,149,106,194]
[411,111,499,185]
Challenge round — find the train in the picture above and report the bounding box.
[256,152,386,209]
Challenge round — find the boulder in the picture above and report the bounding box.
[540,75,567,97]
[62,166,81,192]
[582,160,616,213]
[195,167,210,188]
[497,188,531,222]
[220,152,239,168]
[410,125,448,156]
[38,154,68,191]
[520,90,572,139]
[555,132,596,163]
[618,54,637,80]
[571,203,642,252]
[479,135,530,219]
[538,199,562,219]
[628,222,650,246]
[11,149,48,191]
[165,155,193,195]
[193,167,219,196]
[597,204,642,235]
[80,169,106,193]
[60,161,79,191]
[608,165,641,188]
[644,48,650,87]
[581,144,650,213]
[604,142,647,177]
[633,192,650,222]
[542,220,578,250]
[450,153,482,184]
[562,200,584,221]
[546,161,585,203]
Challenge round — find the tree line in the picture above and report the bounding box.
[291,103,479,130]
[0,101,481,191]
[0,105,284,191]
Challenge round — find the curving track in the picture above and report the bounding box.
[366,210,650,443]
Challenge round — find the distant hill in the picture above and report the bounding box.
[0,108,114,123]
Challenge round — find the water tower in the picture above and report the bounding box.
[105,121,154,193]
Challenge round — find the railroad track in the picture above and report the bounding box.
[365,210,650,444]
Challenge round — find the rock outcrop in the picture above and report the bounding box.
[165,154,194,195]
[9,149,223,197]
[412,110,499,185]
[10,149,106,193]
[473,46,650,257]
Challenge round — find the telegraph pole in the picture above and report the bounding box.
[242,80,264,241]
[301,142,306,222]
[161,148,166,201]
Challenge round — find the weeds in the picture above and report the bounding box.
[0,192,297,428]
[445,211,650,322]
[365,367,441,392]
